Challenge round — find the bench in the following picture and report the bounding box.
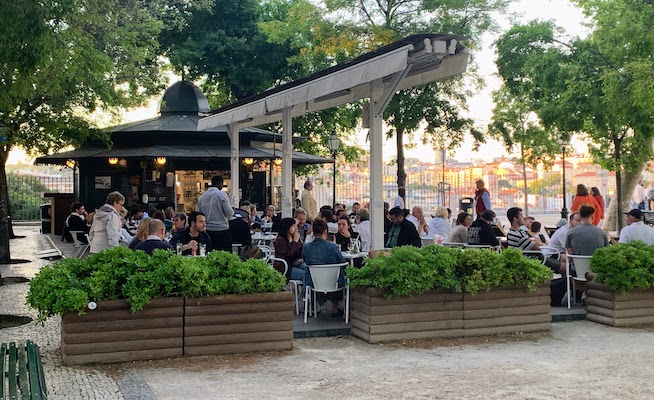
[1,341,47,399]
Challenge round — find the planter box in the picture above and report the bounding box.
[184,292,294,356]
[61,292,294,364]
[61,297,184,365]
[350,284,551,344]
[586,282,654,326]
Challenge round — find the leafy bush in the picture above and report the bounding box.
[27,246,286,324]
[590,242,654,294]
[346,245,551,298]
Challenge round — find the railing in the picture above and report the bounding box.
[7,173,74,221]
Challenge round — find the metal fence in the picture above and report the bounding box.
[7,173,74,221]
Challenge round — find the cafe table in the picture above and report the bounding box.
[341,251,369,268]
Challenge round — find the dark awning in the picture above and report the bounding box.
[35,145,331,165]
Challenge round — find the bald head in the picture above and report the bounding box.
[411,206,423,219]
[148,219,165,238]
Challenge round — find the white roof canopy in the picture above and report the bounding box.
[198,34,469,130]
[198,34,470,250]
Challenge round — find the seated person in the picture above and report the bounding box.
[335,216,360,251]
[248,205,264,225]
[64,202,89,243]
[386,207,422,248]
[273,218,308,285]
[134,219,173,255]
[506,207,562,273]
[428,206,451,240]
[262,205,275,223]
[229,212,252,248]
[251,222,262,233]
[303,219,347,317]
[128,218,152,250]
[467,210,500,246]
[163,207,174,232]
[294,208,310,242]
[547,213,580,263]
[353,208,371,251]
[170,211,212,256]
[449,213,472,244]
[172,212,187,232]
[530,221,548,245]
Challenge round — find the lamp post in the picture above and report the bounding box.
[561,139,570,219]
[327,131,340,206]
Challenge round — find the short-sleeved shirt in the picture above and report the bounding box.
[565,223,609,256]
[507,228,536,251]
[467,219,499,246]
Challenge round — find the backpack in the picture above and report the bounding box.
[239,244,264,261]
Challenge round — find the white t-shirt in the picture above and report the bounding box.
[619,221,654,245]
[393,196,404,209]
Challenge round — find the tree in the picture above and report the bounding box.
[495,2,654,230]
[322,0,510,202]
[488,86,558,215]
[0,0,169,262]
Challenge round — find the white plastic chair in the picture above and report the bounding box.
[304,262,349,324]
[267,257,302,315]
[565,252,593,309]
[522,250,546,265]
[258,244,275,261]
[69,231,89,258]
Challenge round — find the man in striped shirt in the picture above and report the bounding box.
[507,207,563,274]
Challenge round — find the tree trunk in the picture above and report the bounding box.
[604,166,644,232]
[521,142,528,215]
[396,129,406,205]
[0,148,11,263]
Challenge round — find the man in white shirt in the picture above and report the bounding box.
[548,212,581,262]
[393,187,405,209]
[619,209,654,245]
[632,180,647,210]
[406,206,428,237]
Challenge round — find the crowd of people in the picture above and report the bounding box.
[64,175,654,310]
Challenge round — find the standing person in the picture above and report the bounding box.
[570,184,602,226]
[89,191,125,253]
[170,211,212,256]
[619,209,654,245]
[590,187,605,224]
[197,175,235,252]
[474,179,491,215]
[301,180,317,221]
[647,182,654,210]
[393,187,405,209]
[385,207,421,248]
[134,219,174,255]
[632,180,647,210]
[566,205,609,256]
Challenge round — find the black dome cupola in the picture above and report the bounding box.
[159,81,211,115]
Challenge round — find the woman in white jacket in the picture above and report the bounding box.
[89,191,125,253]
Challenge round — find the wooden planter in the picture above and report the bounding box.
[350,284,551,344]
[61,292,294,364]
[61,297,184,365]
[586,282,654,326]
[184,292,294,356]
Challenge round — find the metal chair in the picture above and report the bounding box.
[464,244,502,253]
[267,257,303,315]
[565,252,593,309]
[304,262,349,324]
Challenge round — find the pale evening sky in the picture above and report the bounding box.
[7,0,589,165]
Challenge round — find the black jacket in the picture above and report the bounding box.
[467,219,499,246]
[170,228,213,255]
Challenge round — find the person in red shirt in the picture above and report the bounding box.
[474,179,492,215]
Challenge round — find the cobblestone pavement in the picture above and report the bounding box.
[0,226,125,399]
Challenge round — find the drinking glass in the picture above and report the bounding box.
[347,242,355,253]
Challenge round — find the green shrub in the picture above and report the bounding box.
[590,242,654,294]
[346,245,551,298]
[27,246,286,324]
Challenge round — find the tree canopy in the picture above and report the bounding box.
[0,0,170,262]
[494,0,654,229]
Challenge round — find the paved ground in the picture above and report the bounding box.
[2,224,653,399]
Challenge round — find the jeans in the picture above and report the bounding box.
[291,263,312,287]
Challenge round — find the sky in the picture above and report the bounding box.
[7,0,590,166]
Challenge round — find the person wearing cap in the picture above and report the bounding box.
[548,212,581,262]
[619,209,654,245]
[474,179,492,215]
[467,210,500,247]
[386,206,421,248]
[393,187,405,209]
[565,205,608,256]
